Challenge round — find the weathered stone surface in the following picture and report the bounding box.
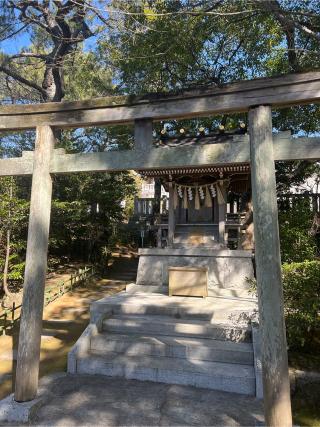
[90,332,254,365]
[252,325,263,399]
[77,353,256,395]
[90,292,257,325]
[0,394,43,423]
[0,373,66,424]
[30,374,264,426]
[136,248,254,288]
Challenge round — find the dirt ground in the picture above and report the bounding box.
[0,253,138,400]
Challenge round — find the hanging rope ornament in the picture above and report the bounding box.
[172,181,226,210]
[199,186,205,200]
[210,184,216,198]
[205,186,212,208]
[195,186,200,210]
[183,188,188,209]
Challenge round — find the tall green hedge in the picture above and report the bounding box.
[282,261,320,350]
[279,199,318,263]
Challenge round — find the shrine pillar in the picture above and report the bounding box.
[249,105,292,427]
[168,181,175,247]
[218,181,227,245]
[14,126,55,402]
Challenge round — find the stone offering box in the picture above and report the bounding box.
[168,266,208,297]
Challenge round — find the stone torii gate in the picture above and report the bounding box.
[1,72,320,427]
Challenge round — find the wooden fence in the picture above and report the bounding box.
[0,265,95,336]
[278,193,320,212]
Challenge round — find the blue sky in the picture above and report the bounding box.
[1,32,31,55]
[1,28,97,55]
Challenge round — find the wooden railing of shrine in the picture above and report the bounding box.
[278,193,320,212]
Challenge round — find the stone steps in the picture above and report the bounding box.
[69,291,260,397]
[91,332,254,365]
[102,305,253,323]
[102,315,252,342]
[91,292,256,324]
[77,352,256,395]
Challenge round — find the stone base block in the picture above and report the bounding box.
[0,394,43,423]
[136,248,254,289]
[0,373,67,424]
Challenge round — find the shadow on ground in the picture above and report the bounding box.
[0,274,129,400]
[31,374,264,427]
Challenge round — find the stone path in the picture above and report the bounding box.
[31,374,264,427]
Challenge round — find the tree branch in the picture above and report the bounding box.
[9,53,46,59]
[0,64,47,98]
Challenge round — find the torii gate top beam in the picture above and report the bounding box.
[0,71,320,131]
[0,132,319,177]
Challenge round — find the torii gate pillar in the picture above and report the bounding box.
[249,105,292,427]
[14,126,55,402]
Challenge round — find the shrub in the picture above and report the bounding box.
[282,261,320,350]
[280,226,317,263]
[279,199,317,263]
[248,260,320,350]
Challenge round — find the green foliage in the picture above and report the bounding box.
[49,172,137,262]
[63,51,115,101]
[0,255,25,281]
[276,160,319,193]
[248,260,320,350]
[282,261,320,350]
[0,177,29,291]
[279,199,317,263]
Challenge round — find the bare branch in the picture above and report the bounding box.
[0,23,29,42]
[9,53,46,60]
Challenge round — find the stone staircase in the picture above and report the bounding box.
[68,289,261,397]
[106,255,139,282]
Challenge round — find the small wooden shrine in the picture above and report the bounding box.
[135,133,254,289]
[139,164,251,248]
[136,131,253,250]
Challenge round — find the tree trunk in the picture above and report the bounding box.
[2,228,11,297]
[42,57,65,102]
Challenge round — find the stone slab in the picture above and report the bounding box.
[136,248,254,288]
[90,292,257,326]
[29,374,264,426]
[0,373,66,424]
[102,314,252,342]
[91,332,254,365]
[0,394,43,424]
[77,353,256,395]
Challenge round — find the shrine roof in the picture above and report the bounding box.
[138,163,250,178]
[154,132,248,148]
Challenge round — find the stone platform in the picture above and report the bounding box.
[68,288,262,397]
[26,374,265,426]
[136,248,254,289]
